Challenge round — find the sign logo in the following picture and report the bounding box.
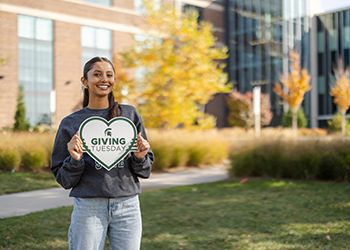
[79,116,138,171]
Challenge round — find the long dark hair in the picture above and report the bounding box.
[82,57,119,119]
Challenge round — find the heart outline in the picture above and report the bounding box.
[79,116,137,171]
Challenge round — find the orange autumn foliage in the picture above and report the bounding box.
[274,51,311,112]
[330,62,350,114]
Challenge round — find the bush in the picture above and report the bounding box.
[282,109,307,128]
[13,87,30,131]
[149,129,229,170]
[151,143,173,170]
[187,144,207,166]
[170,145,189,167]
[226,91,272,128]
[328,112,350,134]
[20,147,47,171]
[230,139,350,181]
[0,147,20,172]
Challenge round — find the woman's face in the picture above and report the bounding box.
[83,61,115,98]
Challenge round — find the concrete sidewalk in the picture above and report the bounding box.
[0,166,228,218]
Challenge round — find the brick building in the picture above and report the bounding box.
[0,0,225,128]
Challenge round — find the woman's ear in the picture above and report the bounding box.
[81,77,88,89]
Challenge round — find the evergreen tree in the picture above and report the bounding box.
[13,87,30,131]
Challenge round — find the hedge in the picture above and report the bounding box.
[230,139,350,181]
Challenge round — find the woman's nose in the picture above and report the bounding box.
[101,74,108,82]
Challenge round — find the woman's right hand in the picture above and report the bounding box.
[67,133,84,161]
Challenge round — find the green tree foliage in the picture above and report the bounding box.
[282,109,307,128]
[227,91,272,128]
[328,112,350,134]
[13,87,30,131]
[121,1,231,129]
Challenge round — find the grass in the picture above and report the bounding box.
[0,171,59,195]
[1,179,350,249]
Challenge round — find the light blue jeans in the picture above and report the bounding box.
[68,195,142,250]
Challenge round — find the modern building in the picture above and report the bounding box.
[0,0,225,129]
[2,0,348,130]
[312,7,350,127]
[224,0,311,126]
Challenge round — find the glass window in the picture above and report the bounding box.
[81,26,112,65]
[81,27,95,48]
[134,0,160,14]
[344,27,350,49]
[83,0,112,6]
[17,15,53,126]
[35,19,53,41]
[328,29,337,51]
[96,29,111,49]
[18,15,34,39]
[318,76,326,95]
[317,32,324,53]
[317,52,324,76]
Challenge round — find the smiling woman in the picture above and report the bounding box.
[50,56,154,250]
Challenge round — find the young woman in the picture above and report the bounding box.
[51,56,153,250]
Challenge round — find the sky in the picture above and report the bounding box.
[311,0,350,15]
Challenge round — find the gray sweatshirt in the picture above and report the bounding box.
[50,104,153,198]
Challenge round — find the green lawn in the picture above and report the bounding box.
[0,172,59,195]
[1,179,350,249]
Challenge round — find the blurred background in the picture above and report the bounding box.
[2,1,350,249]
[1,0,350,131]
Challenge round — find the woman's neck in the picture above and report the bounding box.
[87,97,109,110]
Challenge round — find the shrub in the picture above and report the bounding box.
[226,91,272,128]
[20,147,47,171]
[282,109,307,128]
[0,147,20,172]
[13,87,30,131]
[170,145,189,167]
[328,112,350,134]
[207,142,228,164]
[187,144,207,166]
[151,143,173,170]
[230,139,350,181]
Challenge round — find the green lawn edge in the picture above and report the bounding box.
[1,179,350,249]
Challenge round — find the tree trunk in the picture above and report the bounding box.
[292,109,298,134]
[341,112,346,137]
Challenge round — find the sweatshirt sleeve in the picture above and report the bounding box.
[129,109,154,179]
[50,120,85,189]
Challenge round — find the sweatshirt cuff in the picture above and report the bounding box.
[131,153,146,164]
[70,157,84,167]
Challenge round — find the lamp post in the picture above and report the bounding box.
[251,80,267,137]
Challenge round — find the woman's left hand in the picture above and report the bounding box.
[134,132,150,160]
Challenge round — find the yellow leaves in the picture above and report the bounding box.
[330,73,350,114]
[274,51,311,111]
[120,1,231,129]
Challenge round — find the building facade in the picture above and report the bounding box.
[225,0,311,125]
[0,0,225,129]
[313,7,350,127]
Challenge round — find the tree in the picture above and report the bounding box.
[274,51,311,132]
[13,87,30,131]
[227,91,272,128]
[330,59,350,136]
[121,1,231,129]
[328,112,350,135]
[112,54,137,105]
[282,108,307,128]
